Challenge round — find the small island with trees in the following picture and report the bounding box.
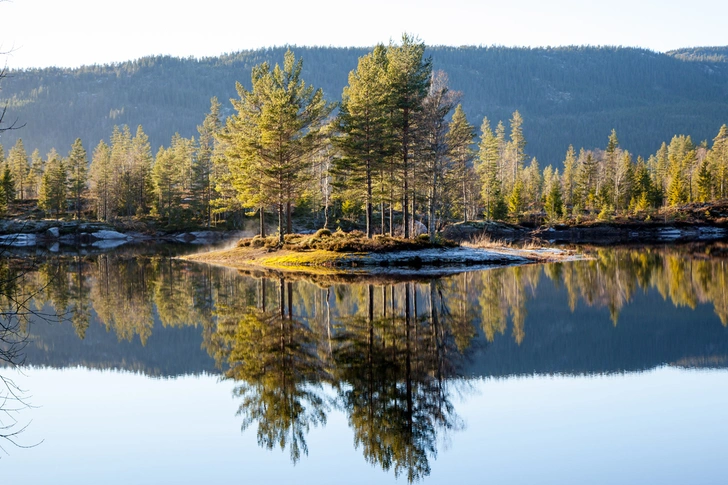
[2,35,728,269]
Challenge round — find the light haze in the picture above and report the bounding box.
[2,0,727,69]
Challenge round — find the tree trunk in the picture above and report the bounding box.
[403,107,410,239]
[278,202,284,244]
[260,206,266,238]
[366,159,373,238]
[463,178,468,222]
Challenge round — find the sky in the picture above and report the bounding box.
[1,0,727,69]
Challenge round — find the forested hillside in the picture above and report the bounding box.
[1,45,727,165]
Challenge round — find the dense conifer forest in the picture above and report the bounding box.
[0,40,727,235]
[1,45,727,164]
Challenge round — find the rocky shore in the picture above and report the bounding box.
[0,219,235,251]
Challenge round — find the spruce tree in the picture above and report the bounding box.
[130,125,154,216]
[561,145,577,208]
[194,97,222,227]
[505,111,526,194]
[1,165,14,205]
[477,117,502,220]
[89,140,113,221]
[696,157,713,202]
[7,138,28,201]
[67,138,88,219]
[26,149,44,199]
[508,178,525,220]
[38,149,67,218]
[545,169,564,222]
[446,104,476,223]
[710,125,728,198]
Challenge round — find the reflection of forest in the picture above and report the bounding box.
[4,247,728,354]
[210,279,463,481]
[3,247,728,480]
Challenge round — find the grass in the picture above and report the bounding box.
[237,229,458,254]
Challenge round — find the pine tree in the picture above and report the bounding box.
[223,50,335,243]
[386,34,432,238]
[334,45,391,237]
[67,138,88,219]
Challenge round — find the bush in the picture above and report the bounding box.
[314,228,331,238]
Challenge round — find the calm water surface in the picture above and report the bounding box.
[1,245,727,484]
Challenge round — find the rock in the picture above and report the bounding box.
[46,227,60,239]
[190,231,218,240]
[413,221,428,236]
[92,239,129,249]
[0,233,37,247]
[92,230,130,240]
[48,242,60,252]
[175,233,196,242]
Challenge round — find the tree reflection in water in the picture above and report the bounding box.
[5,246,728,475]
[211,278,466,481]
[0,256,42,451]
[212,279,329,464]
[330,282,464,482]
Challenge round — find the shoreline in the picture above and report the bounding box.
[180,240,583,278]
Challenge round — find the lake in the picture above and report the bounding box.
[1,245,727,484]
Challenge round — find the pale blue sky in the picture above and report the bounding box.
[2,0,727,69]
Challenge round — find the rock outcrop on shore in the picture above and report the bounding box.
[0,219,232,250]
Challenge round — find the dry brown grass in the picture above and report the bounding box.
[237,230,457,254]
[462,233,511,249]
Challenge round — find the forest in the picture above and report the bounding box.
[0,38,727,240]
[1,44,726,166]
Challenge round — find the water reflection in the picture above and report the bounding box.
[2,245,728,479]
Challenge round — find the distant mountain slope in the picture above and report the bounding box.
[1,45,727,165]
[667,46,728,63]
